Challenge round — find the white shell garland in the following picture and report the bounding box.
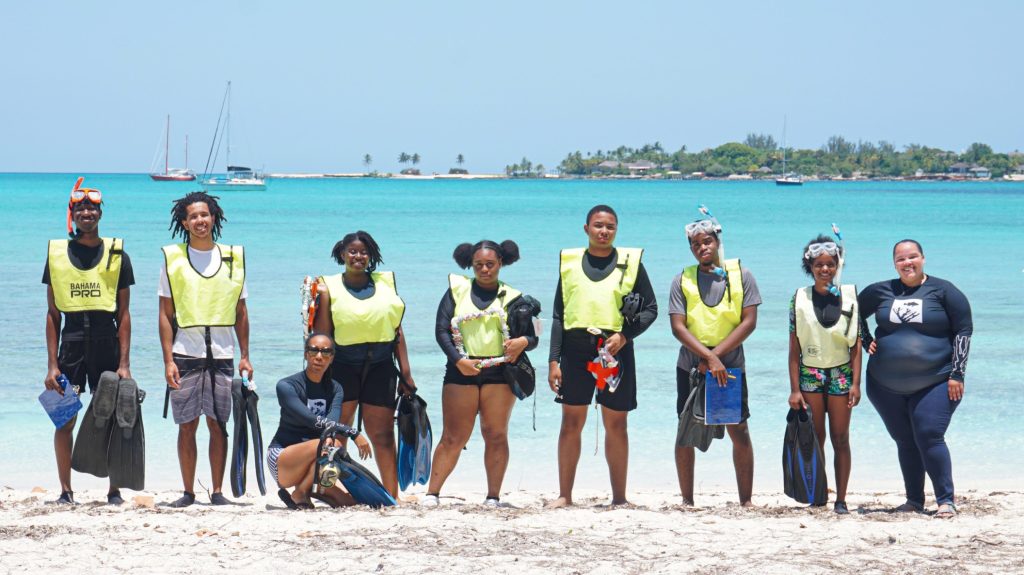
[451,308,509,369]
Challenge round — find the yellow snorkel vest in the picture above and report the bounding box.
[47,238,123,313]
[321,271,406,346]
[162,243,245,328]
[680,258,744,347]
[560,247,643,332]
[794,284,859,368]
[449,274,521,357]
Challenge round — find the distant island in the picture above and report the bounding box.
[553,137,1024,181]
[266,138,1024,181]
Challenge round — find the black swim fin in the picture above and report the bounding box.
[245,385,267,496]
[229,378,248,498]
[107,378,146,491]
[782,406,829,506]
[71,371,118,478]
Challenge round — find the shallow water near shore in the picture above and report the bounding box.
[1,174,1021,495]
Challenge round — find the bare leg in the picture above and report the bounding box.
[674,444,695,505]
[177,418,200,493]
[337,400,359,448]
[802,392,828,452]
[426,384,480,495]
[726,422,754,506]
[54,416,76,493]
[826,394,853,503]
[601,407,629,505]
[206,416,228,493]
[478,384,517,499]
[547,404,588,508]
[362,404,399,497]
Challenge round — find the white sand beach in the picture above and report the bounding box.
[2,487,1021,574]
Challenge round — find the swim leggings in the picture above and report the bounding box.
[866,376,960,507]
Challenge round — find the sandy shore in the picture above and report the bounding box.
[2,488,1021,574]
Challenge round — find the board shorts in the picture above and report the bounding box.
[331,359,398,409]
[57,337,120,394]
[169,354,233,425]
[555,330,637,412]
[267,444,285,485]
[676,366,751,424]
[799,363,854,395]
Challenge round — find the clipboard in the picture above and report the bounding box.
[705,368,743,425]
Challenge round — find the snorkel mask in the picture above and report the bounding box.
[804,224,846,296]
[686,205,726,277]
[66,176,103,238]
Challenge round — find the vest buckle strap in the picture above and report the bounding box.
[586,327,603,336]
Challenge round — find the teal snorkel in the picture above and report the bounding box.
[829,223,845,296]
[696,204,727,277]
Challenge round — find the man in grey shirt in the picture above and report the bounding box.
[669,220,761,507]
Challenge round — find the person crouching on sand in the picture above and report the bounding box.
[268,333,372,509]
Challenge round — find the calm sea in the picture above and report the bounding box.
[1,174,1021,495]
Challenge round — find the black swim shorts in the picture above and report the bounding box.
[331,359,398,409]
[57,337,120,394]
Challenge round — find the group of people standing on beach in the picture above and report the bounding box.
[44,178,972,518]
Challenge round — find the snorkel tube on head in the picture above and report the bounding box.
[829,223,845,296]
[695,204,726,277]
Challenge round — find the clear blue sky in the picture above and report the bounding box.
[2,0,1020,173]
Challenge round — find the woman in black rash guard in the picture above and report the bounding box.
[859,240,972,519]
[547,205,658,508]
[422,240,537,508]
[269,333,372,509]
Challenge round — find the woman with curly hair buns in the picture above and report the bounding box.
[421,240,538,508]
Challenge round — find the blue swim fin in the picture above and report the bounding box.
[396,394,431,490]
[338,452,397,508]
[782,406,828,506]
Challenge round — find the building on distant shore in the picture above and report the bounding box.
[970,166,991,179]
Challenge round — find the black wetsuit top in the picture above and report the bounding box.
[859,276,972,393]
[270,371,356,448]
[42,241,135,341]
[549,249,658,362]
[332,276,397,366]
[435,281,539,383]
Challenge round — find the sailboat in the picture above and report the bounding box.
[775,116,803,186]
[201,81,266,192]
[149,115,196,181]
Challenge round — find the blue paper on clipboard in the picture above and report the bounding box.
[705,369,743,425]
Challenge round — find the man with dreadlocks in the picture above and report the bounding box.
[159,191,252,508]
[43,177,135,505]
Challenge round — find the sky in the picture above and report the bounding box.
[1,0,1021,173]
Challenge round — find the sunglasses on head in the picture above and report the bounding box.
[305,346,335,357]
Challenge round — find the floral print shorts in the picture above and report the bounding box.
[799,363,854,395]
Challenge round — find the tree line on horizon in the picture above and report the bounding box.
[556,137,1023,178]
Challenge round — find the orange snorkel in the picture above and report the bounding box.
[67,177,85,237]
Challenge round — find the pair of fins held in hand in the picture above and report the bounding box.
[71,371,146,491]
[230,377,267,498]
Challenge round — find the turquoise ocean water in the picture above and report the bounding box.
[1,174,1021,495]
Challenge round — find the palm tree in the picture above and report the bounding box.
[535,163,545,177]
[363,154,372,168]
[411,153,421,166]
[398,152,410,165]
[456,153,465,166]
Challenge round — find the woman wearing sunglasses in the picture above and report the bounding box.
[858,240,972,519]
[787,235,861,514]
[423,239,537,508]
[269,333,372,509]
[312,231,414,499]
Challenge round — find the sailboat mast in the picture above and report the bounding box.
[226,81,231,170]
[185,135,189,169]
[782,115,788,175]
[165,114,170,175]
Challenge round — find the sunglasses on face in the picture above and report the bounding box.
[305,346,335,357]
